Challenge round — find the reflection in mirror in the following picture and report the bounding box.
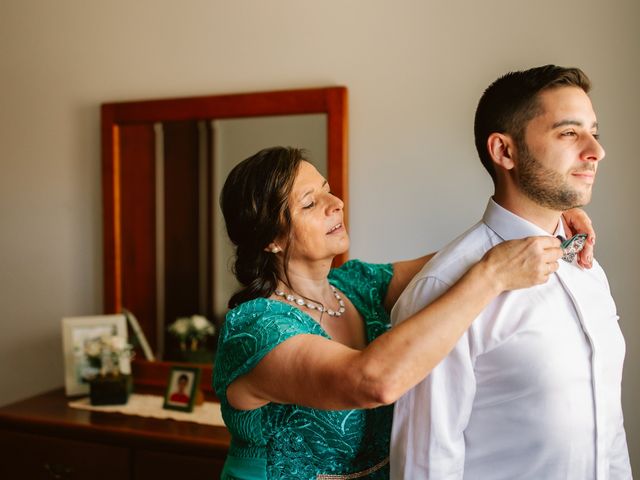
[102,87,347,366]
[212,114,327,320]
[147,114,327,358]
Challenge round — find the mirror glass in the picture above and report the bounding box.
[211,114,327,320]
[102,88,347,363]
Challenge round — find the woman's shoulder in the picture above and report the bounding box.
[225,297,283,320]
[219,297,329,345]
[222,297,308,332]
[214,298,326,398]
[329,259,393,295]
[330,258,392,278]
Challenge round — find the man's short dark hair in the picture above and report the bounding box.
[474,65,591,182]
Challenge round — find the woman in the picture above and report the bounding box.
[213,147,595,479]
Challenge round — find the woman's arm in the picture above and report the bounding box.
[227,236,563,411]
[387,208,597,296]
[385,207,596,296]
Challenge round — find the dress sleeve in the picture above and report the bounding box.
[213,300,324,404]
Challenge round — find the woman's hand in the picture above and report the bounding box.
[480,236,563,293]
[562,208,596,269]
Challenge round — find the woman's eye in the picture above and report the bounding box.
[593,133,600,141]
[303,201,315,209]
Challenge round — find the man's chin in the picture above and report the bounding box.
[548,188,592,211]
[573,191,593,209]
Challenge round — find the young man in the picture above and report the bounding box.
[390,65,631,479]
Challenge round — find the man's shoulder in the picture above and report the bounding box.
[391,221,499,324]
[411,221,499,287]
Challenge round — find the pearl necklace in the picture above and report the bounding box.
[274,285,346,317]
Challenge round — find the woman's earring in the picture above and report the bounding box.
[271,247,281,253]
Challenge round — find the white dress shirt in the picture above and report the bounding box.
[390,199,631,480]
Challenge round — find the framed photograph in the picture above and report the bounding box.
[122,308,155,361]
[163,366,201,412]
[62,314,128,396]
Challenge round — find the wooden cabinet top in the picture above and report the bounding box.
[0,389,230,457]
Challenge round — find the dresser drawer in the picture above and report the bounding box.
[134,448,224,479]
[0,429,131,480]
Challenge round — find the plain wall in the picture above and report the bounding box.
[1,0,638,470]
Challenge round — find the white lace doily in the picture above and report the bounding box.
[68,394,225,427]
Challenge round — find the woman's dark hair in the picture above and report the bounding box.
[220,146,304,308]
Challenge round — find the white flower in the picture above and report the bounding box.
[85,339,102,357]
[192,315,213,332]
[167,314,216,348]
[170,318,190,336]
[109,336,127,351]
[81,334,133,377]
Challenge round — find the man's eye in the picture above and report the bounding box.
[561,131,576,137]
[593,133,600,141]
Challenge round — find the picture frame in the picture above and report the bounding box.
[62,314,128,396]
[122,308,155,361]
[162,366,201,412]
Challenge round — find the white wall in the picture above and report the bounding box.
[1,0,638,470]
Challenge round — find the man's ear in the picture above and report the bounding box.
[264,242,281,254]
[487,133,516,171]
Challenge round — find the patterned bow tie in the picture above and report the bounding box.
[558,233,588,263]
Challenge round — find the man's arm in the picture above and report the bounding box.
[390,275,477,479]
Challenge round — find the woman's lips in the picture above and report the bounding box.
[327,223,343,234]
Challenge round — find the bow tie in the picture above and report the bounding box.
[557,233,588,263]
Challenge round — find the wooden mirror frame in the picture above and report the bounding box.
[102,87,348,392]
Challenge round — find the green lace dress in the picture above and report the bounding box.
[213,260,394,479]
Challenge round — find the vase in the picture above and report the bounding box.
[175,349,215,365]
[89,374,132,406]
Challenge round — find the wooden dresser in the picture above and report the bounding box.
[0,389,230,479]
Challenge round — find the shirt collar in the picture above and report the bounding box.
[482,198,566,241]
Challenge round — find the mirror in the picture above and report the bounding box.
[102,87,348,363]
[211,114,328,319]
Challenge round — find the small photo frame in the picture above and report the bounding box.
[62,314,128,396]
[122,308,155,361]
[163,366,201,412]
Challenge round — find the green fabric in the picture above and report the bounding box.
[222,455,267,479]
[214,260,394,480]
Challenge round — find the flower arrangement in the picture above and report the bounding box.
[168,315,216,352]
[81,334,134,405]
[82,334,133,378]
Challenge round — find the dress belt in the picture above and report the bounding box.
[316,456,389,479]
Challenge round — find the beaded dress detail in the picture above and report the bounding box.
[214,260,394,479]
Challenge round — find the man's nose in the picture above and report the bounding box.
[584,135,605,162]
